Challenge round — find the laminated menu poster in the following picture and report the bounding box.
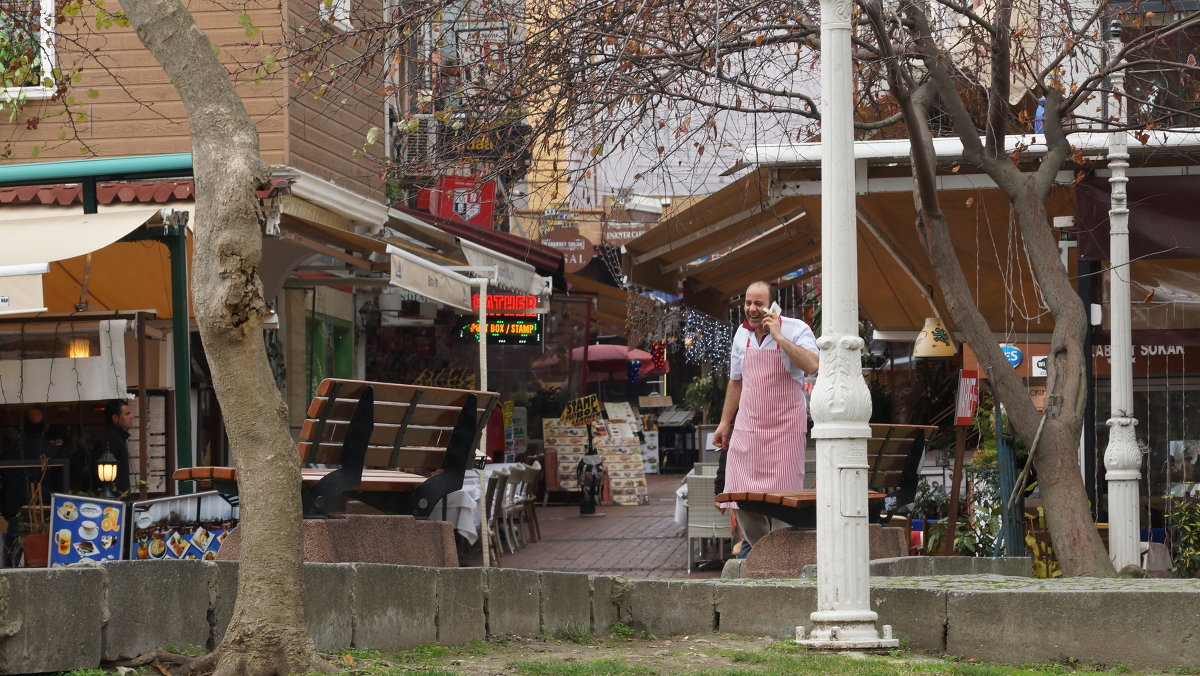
[129,491,238,561]
[48,494,127,566]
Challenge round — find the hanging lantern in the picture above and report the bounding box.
[913,317,955,358]
[650,340,667,371]
[627,360,641,385]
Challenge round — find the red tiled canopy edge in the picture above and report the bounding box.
[0,177,292,206]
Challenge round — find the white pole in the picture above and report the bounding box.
[478,277,490,567]
[797,0,896,649]
[1103,22,1141,571]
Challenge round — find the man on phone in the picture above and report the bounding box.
[713,280,819,547]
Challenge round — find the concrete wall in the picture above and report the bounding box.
[1,562,1198,673]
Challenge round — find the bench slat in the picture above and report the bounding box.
[300,419,456,448]
[297,444,445,470]
[300,467,425,492]
[314,378,499,409]
[304,399,467,427]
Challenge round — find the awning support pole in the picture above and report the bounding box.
[166,212,193,494]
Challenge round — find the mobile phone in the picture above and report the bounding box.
[769,301,782,316]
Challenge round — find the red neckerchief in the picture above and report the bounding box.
[741,320,771,346]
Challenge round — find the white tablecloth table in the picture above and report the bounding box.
[433,462,524,545]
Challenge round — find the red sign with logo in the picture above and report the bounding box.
[432,174,497,228]
[955,369,979,426]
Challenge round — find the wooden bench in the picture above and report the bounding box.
[716,423,935,527]
[174,378,500,519]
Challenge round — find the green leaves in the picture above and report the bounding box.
[237,13,261,38]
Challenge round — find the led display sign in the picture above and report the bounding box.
[460,315,543,345]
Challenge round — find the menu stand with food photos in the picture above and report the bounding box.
[129,491,238,561]
[49,494,128,566]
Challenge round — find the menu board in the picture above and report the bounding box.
[48,494,127,566]
[129,491,238,561]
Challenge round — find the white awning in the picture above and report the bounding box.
[386,244,475,311]
[0,263,49,315]
[459,239,548,296]
[0,207,163,266]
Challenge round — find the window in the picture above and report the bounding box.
[0,1,55,99]
[318,0,351,31]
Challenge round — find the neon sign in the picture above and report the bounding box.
[471,293,542,314]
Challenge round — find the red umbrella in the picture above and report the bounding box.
[570,344,653,372]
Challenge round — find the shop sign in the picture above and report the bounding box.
[1091,343,1196,376]
[49,494,127,565]
[540,227,595,273]
[432,174,497,228]
[561,394,602,426]
[460,315,543,344]
[954,370,979,426]
[602,220,654,247]
[1031,355,1049,377]
[471,292,542,314]
[389,246,474,311]
[1001,345,1023,367]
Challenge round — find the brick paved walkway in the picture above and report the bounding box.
[463,473,726,579]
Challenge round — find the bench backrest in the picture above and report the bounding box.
[297,378,500,472]
[866,423,936,494]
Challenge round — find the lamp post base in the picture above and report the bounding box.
[796,624,899,650]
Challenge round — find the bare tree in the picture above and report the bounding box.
[288,0,1200,576]
[120,1,331,672]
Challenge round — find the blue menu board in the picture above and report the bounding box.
[48,494,127,566]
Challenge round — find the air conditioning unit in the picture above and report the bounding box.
[392,114,440,178]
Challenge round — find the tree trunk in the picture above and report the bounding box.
[122,1,332,672]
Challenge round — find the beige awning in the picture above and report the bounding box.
[0,207,163,266]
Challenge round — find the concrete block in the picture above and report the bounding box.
[0,568,103,674]
[101,560,210,661]
[209,561,239,647]
[304,563,353,652]
[715,583,814,637]
[947,588,1200,669]
[869,556,1031,577]
[540,571,591,636]
[437,567,486,645]
[352,564,438,649]
[873,586,946,653]
[621,580,716,637]
[720,559,744,579]
[486,568,539,637]
[589,575,623,635]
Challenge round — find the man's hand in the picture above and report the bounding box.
[713,421,731,449]
[761,309,782,339]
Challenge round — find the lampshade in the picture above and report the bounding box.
[913,317,956,357]
[96,450,119,483]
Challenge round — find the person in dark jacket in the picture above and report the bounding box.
[97,399,134,494]
[2,407,58,564]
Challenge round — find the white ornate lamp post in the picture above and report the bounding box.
[796,0,897,649]
[1103,20,1141,571]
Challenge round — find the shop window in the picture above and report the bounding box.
[318,0,351,31]
[0,1,55,100]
